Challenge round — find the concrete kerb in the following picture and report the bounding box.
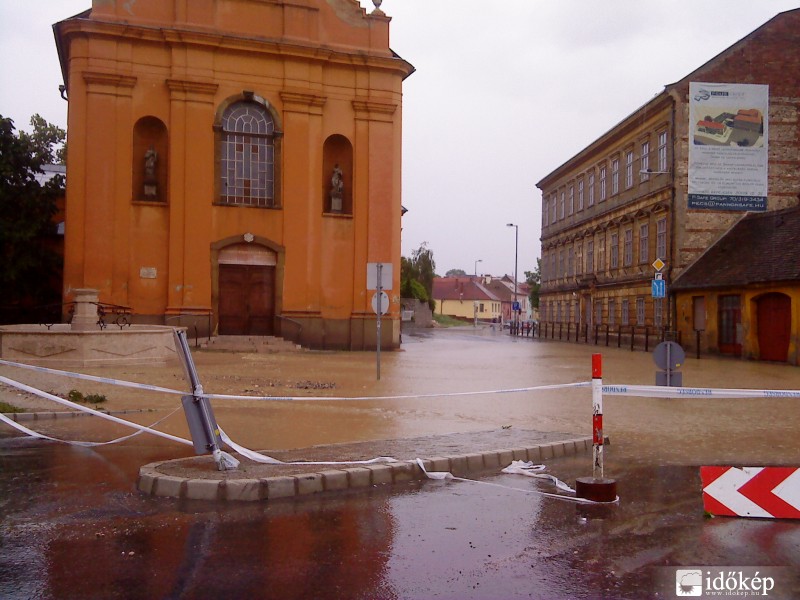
[137,435,597,502]
[2,408,161,422]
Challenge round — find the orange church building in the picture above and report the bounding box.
[54,0,413,349]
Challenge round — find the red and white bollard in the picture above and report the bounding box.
[592,352,604,478]
[576,353,618,503]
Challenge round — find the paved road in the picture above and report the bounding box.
[1,327,799,598]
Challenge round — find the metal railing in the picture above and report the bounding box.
[510,320,682,353]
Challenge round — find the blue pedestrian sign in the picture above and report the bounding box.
[512,301,520,311]
[651,279,666,298]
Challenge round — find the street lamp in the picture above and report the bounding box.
[506,223,518,332]
[474,259,482,277]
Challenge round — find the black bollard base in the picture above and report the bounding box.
[575,476,618,503]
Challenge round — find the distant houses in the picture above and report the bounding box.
[432,275,531,324]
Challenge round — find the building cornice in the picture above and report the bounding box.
[536,92,674,190]
[55,17,414,89]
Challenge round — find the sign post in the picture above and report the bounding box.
[653,340,685,387]
[173,329,239,471]
[367,262,392,381]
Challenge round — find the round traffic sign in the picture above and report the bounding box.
[653,341,685,370]
[371,291,389,315]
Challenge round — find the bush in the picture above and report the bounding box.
[67,389,107,404]
[0,400,23,413]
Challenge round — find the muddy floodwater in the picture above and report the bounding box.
[1,326,799,599]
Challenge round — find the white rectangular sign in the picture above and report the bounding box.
[366,262,393,290]
[688,82,768,211]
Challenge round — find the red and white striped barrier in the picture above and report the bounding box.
[701,466,800,519]
[592,353,604,478]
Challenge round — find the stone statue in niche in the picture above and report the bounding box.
[143,145,158,199]
[330,164,344,212]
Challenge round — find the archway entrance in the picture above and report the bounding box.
[756,293,791,362]
[218,244,276,335]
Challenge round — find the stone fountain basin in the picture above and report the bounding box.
[0,324,179,368]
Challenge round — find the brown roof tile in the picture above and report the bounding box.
[432,277,500,301]
[672,205,800,290]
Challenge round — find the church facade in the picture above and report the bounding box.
[54,0,413,349]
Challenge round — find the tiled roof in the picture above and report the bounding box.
[672,205,800,290]
[432,277,500,301]
[483,280,516,301]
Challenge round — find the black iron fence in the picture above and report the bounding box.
[509,320,682,353]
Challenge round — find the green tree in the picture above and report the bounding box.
[18,114,66,165]
[0,116,63,311]
[445,268,467,277]
[401,242,437,310]
[524,258,541,309]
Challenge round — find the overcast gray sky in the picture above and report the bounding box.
[2,1,797,280]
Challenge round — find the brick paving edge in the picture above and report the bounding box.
[137,436,596,502]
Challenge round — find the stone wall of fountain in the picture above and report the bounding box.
[0,289,179,368]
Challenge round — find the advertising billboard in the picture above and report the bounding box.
[688,82,768,211]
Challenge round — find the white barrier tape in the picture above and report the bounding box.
[218,426,398,466]
[415,459,616,505]
[501,460,577,493]
[204,381,592,403]
[0,375,193,447]
[0,359,184,396]
[0,358,590,402]
[0,407,182,448]
[602,384,800,399]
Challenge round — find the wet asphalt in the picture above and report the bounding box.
[1,327,799,599]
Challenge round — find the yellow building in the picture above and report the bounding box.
[672,206,800,365]
[432,277,502,323]
[53,0,413,349]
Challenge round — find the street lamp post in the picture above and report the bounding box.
[474,259,482,277]
[506,223,518,333]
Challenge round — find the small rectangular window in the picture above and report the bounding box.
[625,151,634,189]
[655,298,663,327]
[610,233,619,268]
[658,131,668,172]
[656,217,667,259]
[598,234,605,272]
[586,240,594,273]
[639,223,649,263]
[608,299,616,326]
[577,179,584,211]
[568,247,574,276]
[599,167,606,201]
[640,141,650,181]
[588,172,595,206]
[611,159,619,195]
[636,297,645,324]
[624,228,633,266]
[621,299,630,325]
[568,186,574,215]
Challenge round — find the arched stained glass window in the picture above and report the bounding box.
[220,102,275,207]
